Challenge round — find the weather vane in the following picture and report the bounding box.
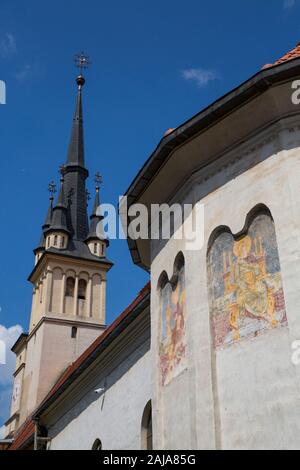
[48,181,57,199]
[95,172,102,191]
[74,52,91,74]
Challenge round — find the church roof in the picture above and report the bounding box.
[8,282,150,450]
[34,282,150,417]
[262,41,300,69]
[123,40,300,270]
[8,418,35,450]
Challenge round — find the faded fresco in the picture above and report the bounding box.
[159,265,187,386]
[208,213,287,350]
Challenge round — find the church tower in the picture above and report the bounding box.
[5,64,112,437]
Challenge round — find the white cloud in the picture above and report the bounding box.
[283,0,296,8]
[181,68,218,88]
[0,33,17,59]
[0,387,13,430]
[0,324,22,430]
[0,324,23,387]
[14,64,31,82]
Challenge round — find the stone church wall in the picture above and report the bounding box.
[150,121,300,449]
[48,318,151,450]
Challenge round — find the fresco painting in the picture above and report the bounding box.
[159,265,187,386]
[208,213,287,350]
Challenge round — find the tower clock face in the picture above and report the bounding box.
[13,381,21,404]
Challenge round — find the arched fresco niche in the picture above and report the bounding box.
[158,252,187,387]
[207,206,288,350]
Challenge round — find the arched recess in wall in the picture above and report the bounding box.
[141,400,153,450]
[92,274,101,319]
[77,272,89,317]
[65,272,76,315]
[51,267,63,313]
[78,279,87,299]
[65,276,75,297]
[157,252,187,387]
[207,204,288,350]
[207,204,288,448]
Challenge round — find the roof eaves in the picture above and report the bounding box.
[11,333,28,354]
[123,57,300,269]
[28,250,113,283]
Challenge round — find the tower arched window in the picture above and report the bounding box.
[78,279,87,300]
[61,236,65,248]
[141,401,153,450]
[65,277,75,297]
[71,326,77,339]
[94,243,97,254]
[54,235,58,246]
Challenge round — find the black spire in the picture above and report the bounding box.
[66,76,85,168]
[86,175,109,245]
[63,75,89,241]
[34,186,55,254]
[33,60,113,265]
[86,188,102,240]
[42,195,54,231]
[48,171,69,234]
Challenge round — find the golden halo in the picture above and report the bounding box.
[233,235,252,258]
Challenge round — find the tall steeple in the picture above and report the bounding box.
[66,75,85,168]
[6,54,113,439]
[33,58,112,264]
[63,74,89,241]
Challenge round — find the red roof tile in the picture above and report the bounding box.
[8,282,150,450]
[9,417,35,450]
[263,42,300,69]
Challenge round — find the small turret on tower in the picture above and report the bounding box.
[86,172,109,258]
[44,166,70,251]
[34,181,56,264]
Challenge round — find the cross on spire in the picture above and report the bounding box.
[74,52,91,74]
[95,172,102,191]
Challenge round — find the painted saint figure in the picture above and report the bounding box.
[159,266,187,386]
[209,213,287,349]
[225,235,278,341]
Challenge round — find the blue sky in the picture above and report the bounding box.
[0,0,300,429]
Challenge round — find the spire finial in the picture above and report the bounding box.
[48,181,57,201]
[95,172,102,192]
[74,52,91,89]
